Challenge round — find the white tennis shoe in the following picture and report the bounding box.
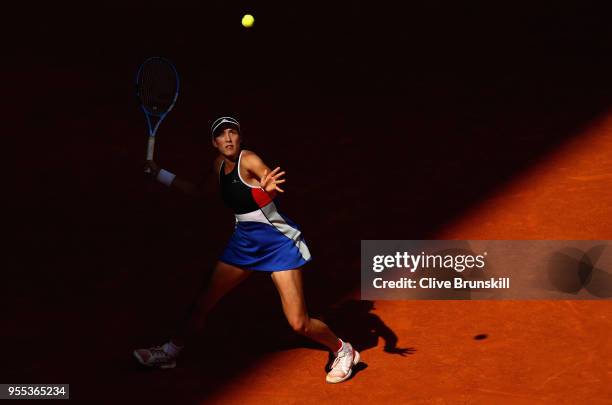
[133,343,178,369]
[326,342,360,384]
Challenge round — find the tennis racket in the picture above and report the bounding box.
[135,57,180,172]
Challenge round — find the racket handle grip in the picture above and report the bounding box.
[145,137,156,173]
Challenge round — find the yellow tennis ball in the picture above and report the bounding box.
[241,14,255,28]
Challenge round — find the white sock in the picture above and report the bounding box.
[162,341,182,357]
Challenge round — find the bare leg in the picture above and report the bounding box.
[172,261,252,346]
[270,269,340,351]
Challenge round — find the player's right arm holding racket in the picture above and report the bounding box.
[144,159,218,197]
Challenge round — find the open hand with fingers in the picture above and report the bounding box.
[260,167,286,193]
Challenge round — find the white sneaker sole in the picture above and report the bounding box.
[326,350,360,384]
[133,350,177,369]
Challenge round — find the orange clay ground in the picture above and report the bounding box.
[201,112,612,404]
[141,112,611,405]
[8,99,611,405]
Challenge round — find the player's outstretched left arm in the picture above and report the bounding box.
[241,150,286,194]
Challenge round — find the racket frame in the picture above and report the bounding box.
[135,56,180,164]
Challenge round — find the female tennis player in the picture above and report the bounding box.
[133,116,360,383]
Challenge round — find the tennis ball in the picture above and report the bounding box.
[241,14,255,28]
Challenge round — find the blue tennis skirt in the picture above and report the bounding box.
[219,212,312,272]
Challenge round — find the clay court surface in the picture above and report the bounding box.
[5,5,612,404]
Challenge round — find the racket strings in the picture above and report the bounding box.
[138,58,178,115]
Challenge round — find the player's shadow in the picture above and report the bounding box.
[276,299,415,376]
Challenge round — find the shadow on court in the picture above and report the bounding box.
[255,299,416,355]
